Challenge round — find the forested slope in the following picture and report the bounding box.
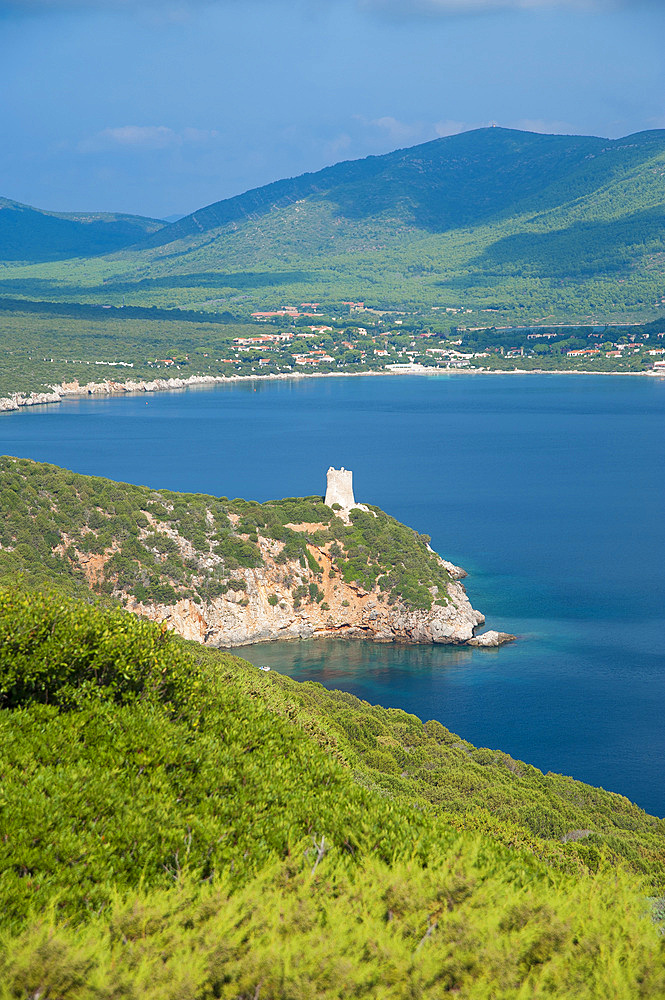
[145,127,664,245]
[2,126,662,321]
[0,455,456,615]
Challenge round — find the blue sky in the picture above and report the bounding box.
[1,0,663,219]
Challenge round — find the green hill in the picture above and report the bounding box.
[0,587,664,997]
[0,454,456,615]
[145,127,664,244]
[125,126,665,320]
[2,125,662,322]
[0,196,164,262]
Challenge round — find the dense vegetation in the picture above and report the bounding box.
[0,587,664,997]
[242,651,665,886]
[0,456,451,612]
[1,127,664,322]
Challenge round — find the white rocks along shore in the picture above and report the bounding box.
[1,363,660,414]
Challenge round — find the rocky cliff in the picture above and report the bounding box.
[127,540,485,648]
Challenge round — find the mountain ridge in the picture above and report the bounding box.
[0,195,164,262]
[1,126,664,321]
[144,126,665,246]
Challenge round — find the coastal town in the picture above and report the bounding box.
[2,301,665,413]
[146,304,665,378]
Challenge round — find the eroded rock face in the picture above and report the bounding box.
[128,538,486,649]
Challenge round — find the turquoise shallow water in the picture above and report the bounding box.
[2,373,664,814]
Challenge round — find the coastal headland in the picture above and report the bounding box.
[0,455,514,648]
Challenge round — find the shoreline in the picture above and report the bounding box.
[0,364,661,414]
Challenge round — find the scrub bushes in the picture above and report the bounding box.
[0,588,665,995]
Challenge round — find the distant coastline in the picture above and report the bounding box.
[0,364,662,414]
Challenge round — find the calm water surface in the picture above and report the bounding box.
[2,374,664,815]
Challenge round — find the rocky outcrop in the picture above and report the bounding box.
[467,630,516,648]
[0,390,62,411]
[0,375,230,413]
[126,533,486,648]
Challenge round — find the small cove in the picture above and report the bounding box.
[2,373,664,815]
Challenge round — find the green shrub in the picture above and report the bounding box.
[0,588,665,994]
[0,588,196,714]
[147,581,179,605]
[145,531,178,554]
[214,535,263,569]
[305,549,320,574]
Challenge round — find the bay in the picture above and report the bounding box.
[2,373,664,815]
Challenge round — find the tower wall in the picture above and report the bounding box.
[325,467,355,509]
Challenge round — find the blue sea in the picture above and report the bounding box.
[2,373,664,815]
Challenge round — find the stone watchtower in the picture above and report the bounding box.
[325,467,355,509]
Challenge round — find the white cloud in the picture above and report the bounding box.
[323,132,353,159]
[355,115,486,146]
[368,116,428,143]
[78,125,221,153]
[87,125,178,150]
[181,127,222,143]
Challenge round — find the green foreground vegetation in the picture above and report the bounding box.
[1,587,664,998]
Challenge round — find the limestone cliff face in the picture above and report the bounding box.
[124,533,485,648]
